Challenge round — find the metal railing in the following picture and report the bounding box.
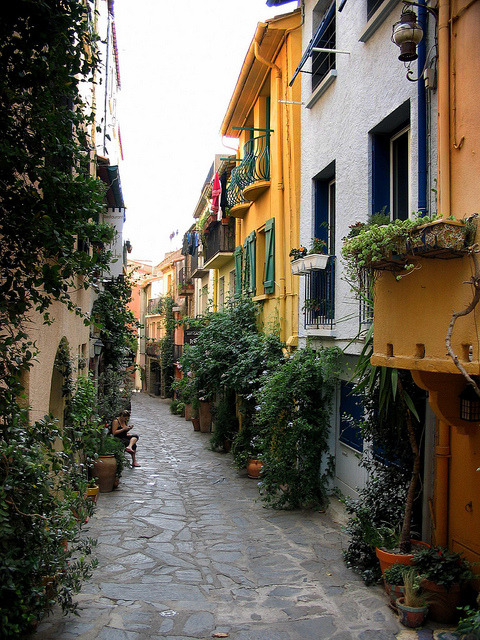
[227,134,270,208]
[359,271,373,327]
[304,257,335,329]
[145,342,161,357]
[178,266,193,290]
[204,219,235,264]
[147,298,163,315]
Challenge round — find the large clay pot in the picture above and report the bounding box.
[247,459,263,479]
[376,540,430,576]
[199,401,212,433]
[396,597,428,628]
[92,455,117,493]
[420,580,462,623]
[185,403,192,421]
[192,417,200,431]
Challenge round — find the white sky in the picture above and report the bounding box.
[114,0,297,265]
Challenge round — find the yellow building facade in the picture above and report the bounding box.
[372,0,480,567]
[220,9,302,345]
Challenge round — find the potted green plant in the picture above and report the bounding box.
[383,563,407,605]
[412,546,475,623]
[303,237,328,270]
[289,245,308,275]
[396,568,429,628]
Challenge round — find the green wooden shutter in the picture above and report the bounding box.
[234,246,242,296]
[263,218,275,294]
[246,231,256,295]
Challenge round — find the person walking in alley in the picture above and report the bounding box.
[111,409,141,467]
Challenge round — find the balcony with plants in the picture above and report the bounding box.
[341,213,477,282]
[203,217,236,270]
[178,266,194,296]
[226,133,270,218]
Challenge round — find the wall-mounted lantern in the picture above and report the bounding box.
[459,383,480,422]
[93,338,104,357]
[391,9,424,62]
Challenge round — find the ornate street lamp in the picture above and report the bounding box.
[459,383,480,422]
[391,9,424,62]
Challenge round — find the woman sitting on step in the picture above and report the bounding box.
[111,409,141,467]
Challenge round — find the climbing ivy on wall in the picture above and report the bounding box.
[0,1,116,634]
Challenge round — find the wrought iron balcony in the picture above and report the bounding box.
[203,219,235,269]
[178,266,194,295]
[304,257,335,329]
[147,298,163,315]
[145,342,161,357]
[227,134,270,210]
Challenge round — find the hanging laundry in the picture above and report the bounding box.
[211,171,221,219]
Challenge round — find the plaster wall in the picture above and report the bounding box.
[298,0,436,351]
[234,13,302,344]
[26,285,93,425]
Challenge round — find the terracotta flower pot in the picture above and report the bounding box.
[247,459,263,479]
[199,401,212,433]
[376,540,430,576]
[192,417,201,431]
[396,597,428,628]
[92,455,117,493]
[185,403,192,421]
[420,580,462,623]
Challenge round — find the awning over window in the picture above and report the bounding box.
[289,2,335,86]
[97,164,125,209]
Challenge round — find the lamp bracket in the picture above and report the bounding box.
[402,0,439,19]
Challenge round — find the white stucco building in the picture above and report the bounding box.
[289,0,437,496]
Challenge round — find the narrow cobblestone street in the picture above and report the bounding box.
[36,393,433,640]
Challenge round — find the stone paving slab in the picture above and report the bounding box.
[35,393,454,640]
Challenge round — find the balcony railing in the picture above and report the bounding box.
[145,342,161,357]
[359,271,373,328]
[204,219,235,268]
[178,266,194,294]
[147,298,163,315]
[304,257,335,329]
[227,134,270,208]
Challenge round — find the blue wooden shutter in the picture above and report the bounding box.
[263,218,275,294]
[234,246,242,296]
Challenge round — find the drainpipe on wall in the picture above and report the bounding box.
[437,0,451,217]
[254,40,286,338]
[417,3,427,215]
[435,0,451,547]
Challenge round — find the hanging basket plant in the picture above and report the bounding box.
[342,215,477,280]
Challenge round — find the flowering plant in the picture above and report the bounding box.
[308,237,327,254]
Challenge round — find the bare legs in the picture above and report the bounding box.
[125,436,141,467]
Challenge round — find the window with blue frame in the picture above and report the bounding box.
[370,101,410,221]
[339,381,364,452]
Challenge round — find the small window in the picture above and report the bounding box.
[391,127,410,221]
[339,381,364,452]
[371,103,411,221]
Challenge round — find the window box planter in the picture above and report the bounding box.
[303,253,329,271]
[291,258,307,275]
